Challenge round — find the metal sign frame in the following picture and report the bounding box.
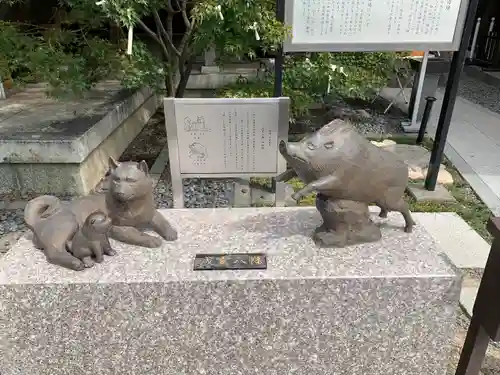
[164,97,290,208]
[283,0,470,52]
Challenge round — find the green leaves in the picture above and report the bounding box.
[0,0,403,103]
[192,0,287,62]
[0,19,124,99]
[218,52,409,122]
[1,0,288,98]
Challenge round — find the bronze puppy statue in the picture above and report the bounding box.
[278,119,415,234]
[24,158,178,271]
[66,210,115,268]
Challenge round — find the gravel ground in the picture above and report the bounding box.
[291,97,407,136]
[324,96,408,135]
[154,169,233,209]
[0,209,26,254]
[120,109,168,168]
[457,74,500,115]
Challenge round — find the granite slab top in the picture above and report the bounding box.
[0,207,458,285]
[0,81,133,140]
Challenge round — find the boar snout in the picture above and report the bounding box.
[279,140,288,155]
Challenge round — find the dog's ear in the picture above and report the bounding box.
[137,160,149,175]
[109,157,120,169]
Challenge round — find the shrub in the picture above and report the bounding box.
[218,52,409,122]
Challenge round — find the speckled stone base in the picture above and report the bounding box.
[0,207,460,375]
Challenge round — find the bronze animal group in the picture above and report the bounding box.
[24,119,413,268]
[24,158,178,271]
[278,119,414,247]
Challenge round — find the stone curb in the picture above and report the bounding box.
[150,144,170,189]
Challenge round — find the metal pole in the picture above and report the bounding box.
[416,96,437,145]
[272,0,285,199]
[410,51,430,128]
[453,217,500,375]
[454,316,490,375]
[424,0,480,191]
[469,17,481,60]
[274,0,285,98]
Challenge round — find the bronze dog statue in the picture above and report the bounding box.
[24,158,178,271]
[66,210,115,268]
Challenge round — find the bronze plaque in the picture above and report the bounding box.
[193,253,267,271]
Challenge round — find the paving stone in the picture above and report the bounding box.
[407,183,456,202]
[414,212,490,269]
[232,179,251,207]
[460,286,478,318]
[250,184,296,207]
[383,144,431,168]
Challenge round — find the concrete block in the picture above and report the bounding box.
[0,89,160,195]
[413,212,490,269]
[407,183,456,202]
[0,207,460,375]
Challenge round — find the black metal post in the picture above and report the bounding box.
[272,0,285,193]
[454,317,490,375]
[416,96,437,145]
[273,0,285,97]
[454,217,500,375]
[424,0,480,191]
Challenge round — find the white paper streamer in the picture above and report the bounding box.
[127,8,133,55]
[127,26,134,55]
[252,22,260,40]
[215,5,224,20]
[330,64,348,76]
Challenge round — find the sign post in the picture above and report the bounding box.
[283,0,469,53]
[425,0,480,190]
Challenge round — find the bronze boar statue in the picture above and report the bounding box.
[277,119,414,247]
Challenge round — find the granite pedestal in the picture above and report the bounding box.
[0,207,461,375]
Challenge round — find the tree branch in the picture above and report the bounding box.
[180,0,191,29]
[166,0,181,13]
[176,54,196,97]
[136,19,170,60]
[152,10,180,57]
[166,9,174,47]
[178,0,195,59]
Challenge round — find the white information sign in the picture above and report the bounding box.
[174,103,279,174]
[164,97,290,208]
[283,0,469,52]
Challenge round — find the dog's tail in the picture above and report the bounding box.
[24,195,62,229]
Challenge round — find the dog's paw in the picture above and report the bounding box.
[142,235,163,248]
[164,230,178,241]
[105,248,118,256]
[72,259,86,271]
[83,258,95,268]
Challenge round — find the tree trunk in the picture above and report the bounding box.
[175,57,196,98]
[164,68,176,97]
